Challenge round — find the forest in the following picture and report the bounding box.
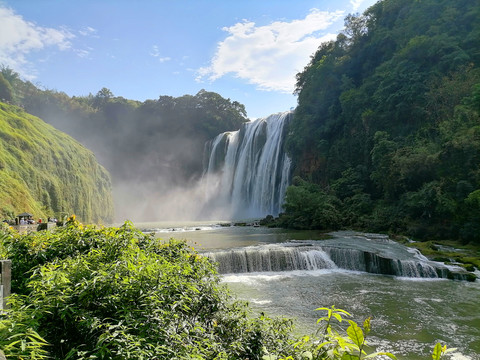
[1,0,479,239]
[277,0,480,244]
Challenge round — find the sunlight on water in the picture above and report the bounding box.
[223,271,480,360]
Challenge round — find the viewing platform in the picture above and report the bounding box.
[11,222,56,233]
[3,212,58,233]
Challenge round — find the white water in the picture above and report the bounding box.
[203,233,469,280]
[203,111,292,219]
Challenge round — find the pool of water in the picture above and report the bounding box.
[134,221,480,359]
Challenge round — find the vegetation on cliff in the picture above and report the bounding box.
[0,102,113,223]
[283,0,480,243]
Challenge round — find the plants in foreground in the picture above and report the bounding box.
[263,306,456,360]
[0,220,458,359]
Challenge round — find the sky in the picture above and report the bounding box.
[0,0,378,119]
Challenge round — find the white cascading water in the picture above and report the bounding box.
[203,111,293,219]
[202,243,468,280]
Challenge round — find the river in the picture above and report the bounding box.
[134,221,480,360]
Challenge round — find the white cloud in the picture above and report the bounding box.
[0,5,74,78]
[150,45,171,63]
[74,48,92,59]
[196,9,344,93]
[350,0,364,11]
[79,26,97,37]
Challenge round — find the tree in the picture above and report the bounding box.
[0,73,13,102]
[93,87,114,108]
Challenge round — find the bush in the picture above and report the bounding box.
[1,218,296,359]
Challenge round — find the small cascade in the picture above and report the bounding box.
[203,242,471,280]
[203,246,336,274]
[203,111,293,219]
[322,247,440,278]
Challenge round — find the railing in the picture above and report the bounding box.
[10,223,56,233]
[0,260,11,309]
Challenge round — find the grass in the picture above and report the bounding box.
[402,238,480,272]
[0,101,114,223]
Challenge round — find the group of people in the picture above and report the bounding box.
[19,217,36,225]
[2,216,58,226]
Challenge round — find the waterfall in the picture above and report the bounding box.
[204,246,337,274]
[203,243,469,280]
[203,111,293,219]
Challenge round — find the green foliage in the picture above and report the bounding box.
[6,74,247,188]
[265,306,398,360]
[0,102,113,223]
[266,306,454,360]
[0,69,248,221]
[0,73,13,103]
[284,0,480,243]
[0,296,49,360]
[1,221,297,359]
[278,177,342,230]
[431,343,457,360]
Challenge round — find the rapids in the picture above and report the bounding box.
[203,231,471,280]
[141,223,480,360]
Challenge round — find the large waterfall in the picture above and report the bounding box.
[203,111,292,219]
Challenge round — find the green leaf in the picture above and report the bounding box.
[363,317,371,335]
[346,320,364,348]
[332,313,343,323]
[334,308,352,317]
[317,316,329,323]
[432,342,443,360]
[341,353,357,360]
[365,352,397,359]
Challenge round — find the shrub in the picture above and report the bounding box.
[1,218,296,359]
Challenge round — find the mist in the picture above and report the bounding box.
[20,87,248,223]
[113,172,235,223]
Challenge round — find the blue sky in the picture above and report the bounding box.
[0,0,378,119]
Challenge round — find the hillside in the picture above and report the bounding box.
[0,70,248,221]
[281,0,480,242]
[0,101,114,223]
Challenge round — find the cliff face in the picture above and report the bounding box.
[0,102,114,224]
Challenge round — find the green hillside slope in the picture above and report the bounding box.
[0,101,113,223]
[281,0,480,242]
